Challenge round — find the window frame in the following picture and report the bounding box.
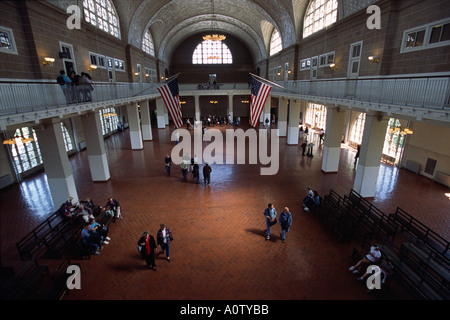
[269,28,282,56]
[400,18,450,53]
[0,26,18,55]
[82,0,121,39]
[192,40,233,65]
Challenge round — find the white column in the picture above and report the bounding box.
[156,98,166,129]
[287,100,301,145]
[353,114,389,197]
[194,95,201,125]
[35,119,78,207]
[81,111,110,181]
[127,102,143,150]
[278,98,288,137]
[140,100,153,141]
[322,106,346,172]
[228,94,234,120]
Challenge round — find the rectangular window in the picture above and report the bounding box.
[401,18,450,53]
[300,58,311,70]
[0,26,18,55]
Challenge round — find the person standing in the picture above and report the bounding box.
[264,203,277,240]
[138,231,157,270]
[354,145,361,165]
[56,70,72,103]
[180,161,188,181]
[192,163,200,184]
[301,141,307,156]
[203,163,212,185]
[279,207,293,243]
[165,154,172,175]
[157,224,173,262]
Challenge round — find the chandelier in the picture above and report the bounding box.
[3,135,34,145]
[388,120,413,136]
[203,0,226,42]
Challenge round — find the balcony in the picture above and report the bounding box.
[0,75,449,130]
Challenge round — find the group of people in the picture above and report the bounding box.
[57,70,94,104]
[349,244,394,291]
[78,197,121,255]
[263,203,293,243]
[165,154,212,185]
[302,187,321,212]
[137,224,174,270]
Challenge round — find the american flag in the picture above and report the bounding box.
[250,76,272,127]
[157,75,183,128]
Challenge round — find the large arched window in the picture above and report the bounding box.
[83,0,121,39]
[99,108,119,135]
[61,123,74,152]
[269,29,282,56]
[349,113,366,146]
[303,0,338,38]
[305,103,327,129]
[9,127,42,174]
[192,41,232,64]
[142,29,155,56]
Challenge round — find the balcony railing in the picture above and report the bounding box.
[0,75,449,118]
[272,75,450,110]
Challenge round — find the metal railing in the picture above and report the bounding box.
[273,75,450,110]
[1,75,449,117]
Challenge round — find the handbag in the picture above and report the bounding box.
[270,218,277,226]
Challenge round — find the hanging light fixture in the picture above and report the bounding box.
[203,0,226,42]
[388,120,413,136]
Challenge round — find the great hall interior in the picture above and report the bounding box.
[0,0,449,306]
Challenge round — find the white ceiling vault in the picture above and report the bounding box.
[48,0,378,63]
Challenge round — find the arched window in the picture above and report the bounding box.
[303,0,338,38]
[305,103,327,129]
[350,113,366,146]
[142,29,155,56]
[99,108,119,135]
[9,127,42,174]
[61,123,74,152]
[83,0,121,39]
[382,118,406,165]
[192,41,232,64]
[269,29,282,56]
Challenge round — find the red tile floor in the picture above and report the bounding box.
[1,121,449,301]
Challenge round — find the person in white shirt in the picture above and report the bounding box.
[349,245,382,275]
[157,224,173,262]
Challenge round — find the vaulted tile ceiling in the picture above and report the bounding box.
[51,0,378,62]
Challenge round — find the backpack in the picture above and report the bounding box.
[56,76,64,85]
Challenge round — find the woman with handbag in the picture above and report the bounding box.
[157,224,173,262]
[138,231,157,270]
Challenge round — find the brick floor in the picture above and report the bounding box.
[1,123,448,301]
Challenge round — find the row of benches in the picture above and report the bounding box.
[0,259,73,300]
[321,189,450,300]
[317,189,398,246]
[16,204,107,261]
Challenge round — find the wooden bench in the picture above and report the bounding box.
[379,238,449,300]
[389,207,450,262]
[16,208,69,260]
[43,216,85,259]
[0,259,51,300]
[401,241,450,285]
[348,189,398,241]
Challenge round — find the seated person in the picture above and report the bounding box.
[303,189,320,211]
[103,197,122,221]
[81,223,100,255]
[89,217,110,245]
[79,204,94,223]
[80,197,95,214]
[349,245,382,275]
[356,257,394,289]
[60,196,79,217]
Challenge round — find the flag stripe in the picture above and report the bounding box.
[157,77,183,128]
[250,77,272,127]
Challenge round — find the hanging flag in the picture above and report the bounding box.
[157,75,183,128]
[249,76,272,128]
